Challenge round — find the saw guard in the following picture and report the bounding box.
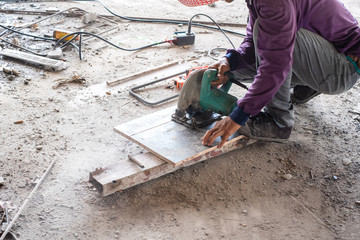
[176,68,206,113]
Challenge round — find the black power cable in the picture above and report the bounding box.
[53,31,171,51]
[187,13,236,49]
[0,24,54,41]
[0,24,80,54]
[0,24,173,59]
[52,11,240,58]
[95,0,246,37]
[0,1,245,59]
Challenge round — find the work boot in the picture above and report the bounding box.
[238,112,292,142]
[291,85,320,104]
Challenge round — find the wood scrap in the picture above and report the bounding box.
[53,75,87,89]
[106,61,179,86]
[0,49,68,71]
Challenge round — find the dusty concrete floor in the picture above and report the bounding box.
[0,0,359,240]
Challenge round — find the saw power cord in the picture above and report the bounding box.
[0,0,245,59]
[52,10,238,59]
[187,13,236,49]
[95,0,246,37]
[208,47,227,60]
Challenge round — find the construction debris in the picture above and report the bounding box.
[282,173,293,180]
[52,74,87,89]
[82,12,97,24]
[342,158,352,166]
[46,48,63,59]
[2,67,19,76]
[35,146,43,151]
[0,49,68,71]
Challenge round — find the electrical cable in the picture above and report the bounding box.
[0,24,170,58]
[95,0,246,37]
[0,38,47,57]
[208,47,227,60]
[0,24,54,41]
[93,1,241,57]
[0,24,78,49]
[0,24,79,55]
[0,7,83,41]
[0,1,244,59]
[79,31,83,60]
[53,31,173,57]
[187,13,236,49]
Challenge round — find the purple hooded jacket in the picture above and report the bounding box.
[227,0,360,126]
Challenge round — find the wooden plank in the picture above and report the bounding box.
[92,108,258,196]
[114,106,239,166]
[0,49,68,71]
[89,136,256,196]
[114,107,174,137]
[89,152,166,196]
[122,121,213,166]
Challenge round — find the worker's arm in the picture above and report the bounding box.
[208,8,256,86]
[225,8,256,72]
[235,1,297,117]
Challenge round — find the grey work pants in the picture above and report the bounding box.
[231,21,359,127]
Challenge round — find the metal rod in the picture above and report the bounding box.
[106,61,179,86]
[129,71,186,106]
[82,25,120,42]
[0,9,82,17]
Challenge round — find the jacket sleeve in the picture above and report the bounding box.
[236,0,297,116]
[225,12,256,71]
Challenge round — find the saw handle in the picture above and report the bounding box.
[199,69,238,116]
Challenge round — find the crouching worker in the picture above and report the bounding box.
[178,0,360,147]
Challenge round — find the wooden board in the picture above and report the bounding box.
[90,134,256,196]
[89,152,167,196]
[90,107,257,196]
[0,49,68,71]
[114,107,239,166]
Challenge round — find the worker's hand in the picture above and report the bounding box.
[349,55,360,68]
[208,57,231,86]
[201,117,241,148]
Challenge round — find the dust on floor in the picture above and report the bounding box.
[0,0,359,240]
